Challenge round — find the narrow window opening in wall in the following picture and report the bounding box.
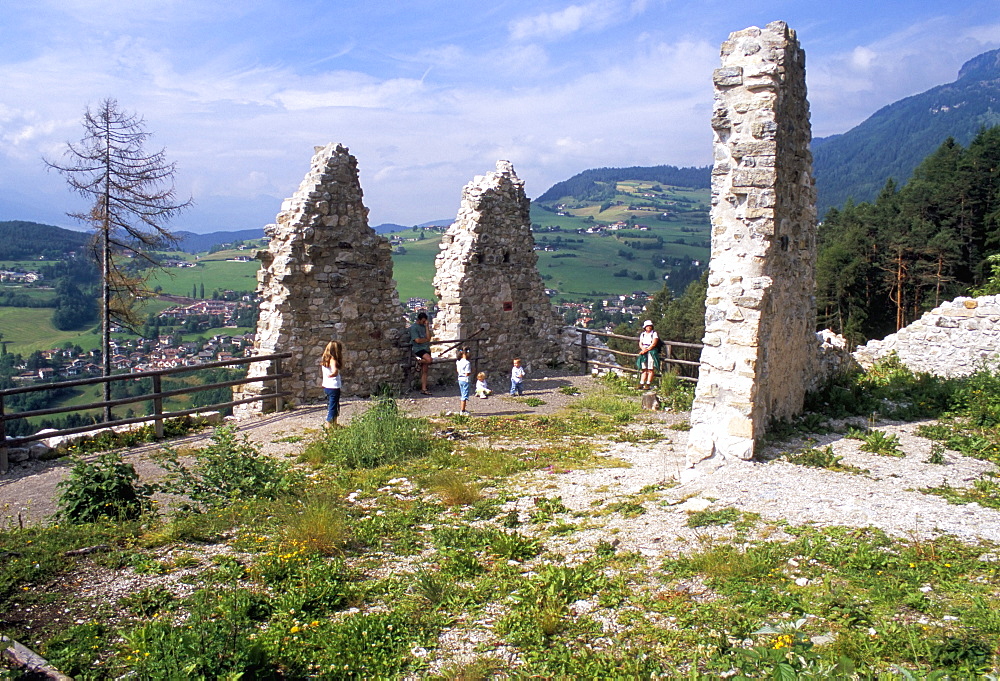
[779,235,789,251]
[502,251,510,263]
[502,301,513,312]
[474,253,484,264]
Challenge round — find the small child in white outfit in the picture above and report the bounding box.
[510,358,525,396]
[475,372,491,399]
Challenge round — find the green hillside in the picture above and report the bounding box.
[0,221,89,260]
[814,48,1000,216]
[1,170,711,353]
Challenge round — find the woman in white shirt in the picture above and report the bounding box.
[321,340,343,425]
[636,320,660,391]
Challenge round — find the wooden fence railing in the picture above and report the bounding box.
[400,336,486,389]
[0,352,292,474]
[574,328,703,382]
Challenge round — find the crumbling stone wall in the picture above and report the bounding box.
[854,295,1000,377]
[235,144,406,415]
[686,22,817,474]
[432,161,572,377]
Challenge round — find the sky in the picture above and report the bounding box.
[1,0,998,234]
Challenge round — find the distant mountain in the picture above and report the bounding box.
[174,229,265,253]
[371,223,409,234]
[536,165,711,203]
[0,221,89,260]
[813,48,1000,217]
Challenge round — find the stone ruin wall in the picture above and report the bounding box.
[234,144,406,415]
[854,295,1000,377]
[432,161,573,379]
[686,22,817,473]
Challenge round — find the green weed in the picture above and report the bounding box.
[784,444,868,474]
[57,452,154,523]
[156,423,299,509]
[860,430,904,457]
[686,506,742,528]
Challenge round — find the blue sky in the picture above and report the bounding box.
[1,0,998,233]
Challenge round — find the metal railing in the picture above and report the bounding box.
[574,327,703,382]
[0,352,292,474]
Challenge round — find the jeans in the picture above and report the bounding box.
[458,379,470,401]
[324,387,341,423]
[510,380,523,396]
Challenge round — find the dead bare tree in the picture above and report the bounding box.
[46,98,191,422]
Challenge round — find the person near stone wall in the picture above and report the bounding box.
[510,358,525,396]
[456,347,472,416]
[320,340,343,426]
[475,372,491,399]
[636,320,660,390]
[409,312,433,394]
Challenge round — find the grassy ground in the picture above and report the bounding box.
[3,364,1000,678]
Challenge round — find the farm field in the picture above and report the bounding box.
[146,259,259,297]
[388,185,710,303]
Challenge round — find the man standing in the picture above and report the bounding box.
[409,311,433,394]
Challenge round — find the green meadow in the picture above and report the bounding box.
[146,259,259,297]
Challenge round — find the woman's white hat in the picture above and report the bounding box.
[642,320,653,327]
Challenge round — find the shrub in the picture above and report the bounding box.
[303,397,431,469]
[57,452,154,523]
[281,497,350,556]
[658,371,695,411]
[156,423,298,509]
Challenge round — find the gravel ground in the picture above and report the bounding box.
[3,371,998,556]
[0,373,590,528]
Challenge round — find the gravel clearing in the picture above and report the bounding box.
[3,372,998,555]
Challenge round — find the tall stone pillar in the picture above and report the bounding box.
[234,143,407,416]
[432,161,571,376]
[685,22,817,476]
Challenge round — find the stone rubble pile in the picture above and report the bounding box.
[854,295,1000,377]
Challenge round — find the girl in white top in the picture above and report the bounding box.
[321,340,343,425]
[456,347,472,416]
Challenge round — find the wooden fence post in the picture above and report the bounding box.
[151,375,164,439]
[273,357,284,413]
[579,329,588,375]
[0,395,7,475]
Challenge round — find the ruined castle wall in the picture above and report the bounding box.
[234,144,407,415]
[432,161,572,377]
[854,295,1000,377]
[686,22,817,471]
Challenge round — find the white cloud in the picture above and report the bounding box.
[509,1,624,42]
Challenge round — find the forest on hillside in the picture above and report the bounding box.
[816,126,1000,344]
[0,221,90,260]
